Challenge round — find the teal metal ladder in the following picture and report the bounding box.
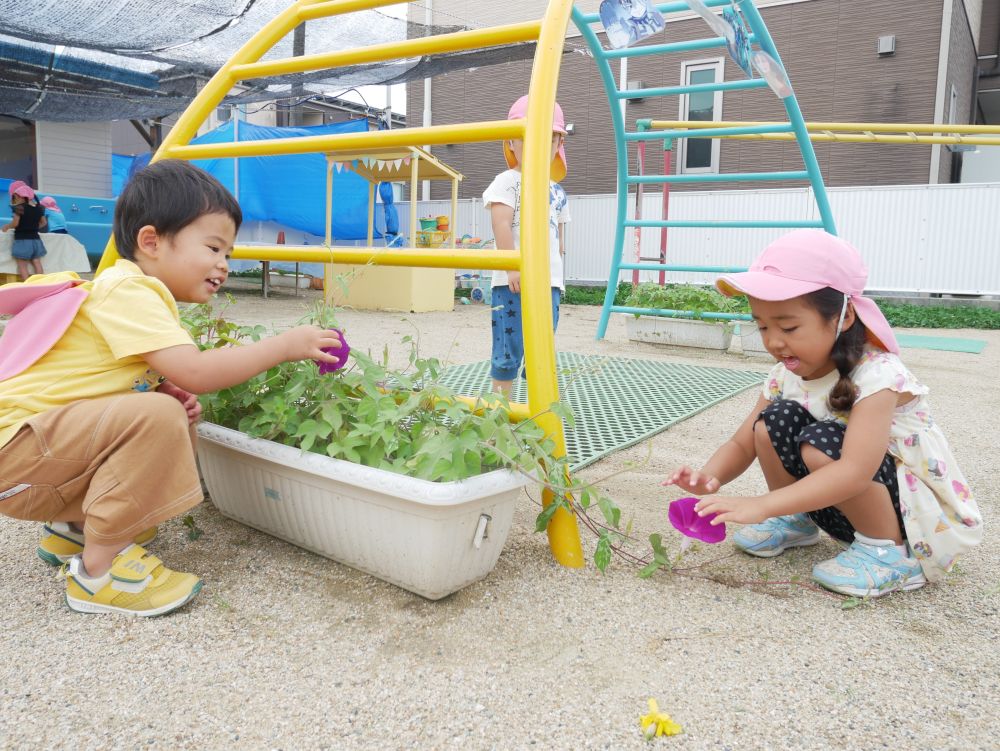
[570,0,837,339]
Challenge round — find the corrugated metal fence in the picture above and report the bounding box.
[401,182,1000,295]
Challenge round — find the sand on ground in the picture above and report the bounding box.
[2,283,996,749]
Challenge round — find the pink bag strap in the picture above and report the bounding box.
[0,279,90,382]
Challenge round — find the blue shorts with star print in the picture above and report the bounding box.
[490,286,561,381]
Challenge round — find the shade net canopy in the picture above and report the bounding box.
[0,0,539,122]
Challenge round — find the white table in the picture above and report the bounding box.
[0,232,91,275]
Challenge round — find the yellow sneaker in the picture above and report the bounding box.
[64,544,202,617]
[37,522,157,566]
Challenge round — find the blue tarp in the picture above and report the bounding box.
[113,119,378,241]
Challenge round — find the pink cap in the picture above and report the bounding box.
[9,182,35,200]
[503,95,568,181]
[8,180,27,197]
[716,229,899,354]
[40,196,61,212]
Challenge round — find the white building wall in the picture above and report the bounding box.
[36,121,112,198]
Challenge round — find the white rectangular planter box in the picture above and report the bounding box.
[196,423,527,600]
[737,323,770,357]
[625,315,733,352]
[267,271,311,289]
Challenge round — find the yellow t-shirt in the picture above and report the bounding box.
[0,260,194,448]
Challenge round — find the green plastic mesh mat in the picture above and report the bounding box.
[438,352,765,470]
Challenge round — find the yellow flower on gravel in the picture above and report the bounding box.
[640,698,682,739]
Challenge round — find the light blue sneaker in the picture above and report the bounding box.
[732,513,821,558]
[812,533,927,598]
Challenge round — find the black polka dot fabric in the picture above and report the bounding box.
[755,399,904,543]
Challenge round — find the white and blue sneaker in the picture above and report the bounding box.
[732,513,821,558]
[812,533,927,598]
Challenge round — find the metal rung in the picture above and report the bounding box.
[300,0,416,21]
[232,21,542,81]
[626,124,795,141]
[231,244,522,271]
[624,220,825,229]
[165,120,525,160]
[619,263,748,272]
[617,79,768,99]
[603,35,747,58]
[578,0,732,24]
[627,171,809,184]
[610,305,752,322]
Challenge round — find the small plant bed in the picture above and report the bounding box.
[182,298,633,596]
[622,283,747,351]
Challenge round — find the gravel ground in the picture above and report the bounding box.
[2,284,996,750]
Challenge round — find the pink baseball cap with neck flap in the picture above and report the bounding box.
[716,229,899,354]
[503,95,568,182]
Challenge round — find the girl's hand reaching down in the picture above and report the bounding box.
[662,466,721,495]
[694,495,769,526]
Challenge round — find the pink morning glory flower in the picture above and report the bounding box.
[316,328,350,374]
[668,496,726,544]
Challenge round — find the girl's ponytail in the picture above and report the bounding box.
[805,288,866,412]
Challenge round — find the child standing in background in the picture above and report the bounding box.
[40,196,68,234]
[483,96,570,395]
[2,183,47,280]
[666,230,982,597]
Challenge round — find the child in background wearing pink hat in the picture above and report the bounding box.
[665,230,982,597]
[483,95,570,394]
[2,183,48,280]
[40,196,68,234]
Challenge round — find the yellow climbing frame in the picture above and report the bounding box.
[94,0,585,568]
[648,120,1000,146]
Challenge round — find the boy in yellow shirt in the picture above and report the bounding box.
[0,160,344,616]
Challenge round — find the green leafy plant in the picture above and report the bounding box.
[180,297,633,570]
[624,283,749,319]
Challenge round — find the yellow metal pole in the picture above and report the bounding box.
[324,156,335,304]
[409,155,418,247]
[450,178,458,249]
[230,245,521,269]
[163,121,523,160]
[520,0,584,568]
[649,120,1000,134]
[646,120,1000,145]
[232,21,542,80]
[367,181,376,247]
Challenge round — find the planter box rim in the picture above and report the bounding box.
[197,422,527,506]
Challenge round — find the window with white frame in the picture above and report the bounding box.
[678,59,724,173]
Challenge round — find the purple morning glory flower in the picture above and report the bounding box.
[316,328,350,374]
[668,496,726,544]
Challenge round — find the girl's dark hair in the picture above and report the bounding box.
[113,159,242,260]
[803,287,866,412]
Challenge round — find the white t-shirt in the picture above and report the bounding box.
[483,169,570,290]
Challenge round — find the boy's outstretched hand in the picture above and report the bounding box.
[662,466,721,495]
[157,380,202,425]
[694,495,769,526]
[278,326,345,366]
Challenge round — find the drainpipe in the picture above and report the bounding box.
[929,0,954,183]
[422,0,433,202]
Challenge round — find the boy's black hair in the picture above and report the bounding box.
[803,287,867,413]
[113,159,242,260]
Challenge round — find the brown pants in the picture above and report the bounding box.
[0,392,203,546]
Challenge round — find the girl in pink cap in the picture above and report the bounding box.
[40,196,68,234]
[666,229,982,597]
[2,183,48,280]
[483,95,570,394]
